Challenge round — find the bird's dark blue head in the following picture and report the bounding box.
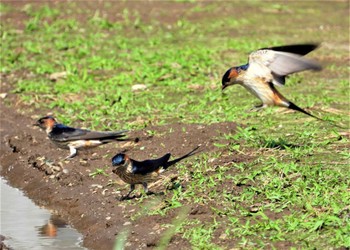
[221,64,248,90]
[112,153,126,166]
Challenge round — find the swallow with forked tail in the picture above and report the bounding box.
[35,116,128,159]
[222,44,325,120]
[111,146,200,200]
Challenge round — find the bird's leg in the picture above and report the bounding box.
[249,103,267,112]
[142,182,153,195]
[63,146,77,160]
[142,182,149,194]
[120,184,135,201]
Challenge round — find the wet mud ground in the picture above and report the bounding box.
[0,99,245,250]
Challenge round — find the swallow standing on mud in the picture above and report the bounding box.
[222,44,324,120]
[35,116,128,159]
[111,146,200,200]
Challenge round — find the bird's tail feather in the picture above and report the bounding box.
[100,137,130,143]
[109,129,129,136]
[164,145,201,169]
[98,130,129,142]
[288,102,322,120]
[288,102,344,128]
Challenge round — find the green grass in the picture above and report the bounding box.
[1,1,349,249]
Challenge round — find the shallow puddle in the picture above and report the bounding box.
[0,177,87,250]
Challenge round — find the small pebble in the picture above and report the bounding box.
[102,189,108,196]
[132,84,147,92]
[49,71,67,81]
[219,233,227,240]
[249,205,259,213]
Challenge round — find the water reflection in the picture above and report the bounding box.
[0,177,87,250]
[37,215,68,238]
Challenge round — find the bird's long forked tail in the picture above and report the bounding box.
[288,102,344,128]
[164,145,201,170]
[98,130,130,143]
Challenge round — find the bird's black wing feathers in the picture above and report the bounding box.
[271,72,286,86]
[131,153,172,175]
[262,44,319,56]
[49,124,87,141]
[50,124,127,142]
[131,146,200,175]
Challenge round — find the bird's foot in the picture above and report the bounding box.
[248,104,267,112]
[62,151,77,161]
[62,156,74,161]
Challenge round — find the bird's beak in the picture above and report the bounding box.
[221,67,232,91]
[33,122,39,127]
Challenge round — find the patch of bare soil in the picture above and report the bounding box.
[1,0,245,30]
[0,98,249,249]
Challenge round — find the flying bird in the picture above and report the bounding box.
[111,146,200,200]
[221,44,324,120]
[35,116,128,159]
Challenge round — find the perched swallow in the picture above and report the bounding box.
[35,116,128,159]
[111,146,200,200]
[222,44,324,120]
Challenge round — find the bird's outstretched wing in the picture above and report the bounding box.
[50,124,128,142]
[260,50,322,76]
[131,153,172,175]
[248,44,322,86]
[260,44,319,56]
